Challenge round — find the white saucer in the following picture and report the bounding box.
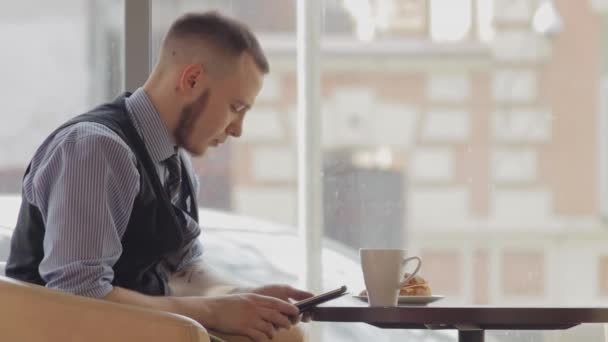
[353,295,444,305]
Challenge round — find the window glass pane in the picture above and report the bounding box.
[0,0,124,194]
[477,0,495,42]
[322,0,607,341]
[339,0,427,40]
[430,0,472,41]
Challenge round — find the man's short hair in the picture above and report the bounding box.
[163,11,269,74]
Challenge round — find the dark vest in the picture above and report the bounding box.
[5,93,200,296]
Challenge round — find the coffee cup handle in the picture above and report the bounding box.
[398,256,422,288]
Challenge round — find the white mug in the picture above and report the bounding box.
[360,248,422,306]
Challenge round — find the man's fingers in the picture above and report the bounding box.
[260,308,292,330]
[287,287,314,301]
[256,295,300,317]
[291,313,302,325]
[255,320,275,340]
[246,328,268,342]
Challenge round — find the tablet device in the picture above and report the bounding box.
[295,285,348,313]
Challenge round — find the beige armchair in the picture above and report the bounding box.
[0,265,210,342]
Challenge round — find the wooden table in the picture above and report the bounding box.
[309,297,608,342]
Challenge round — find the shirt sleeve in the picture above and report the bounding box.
[31,123,140,298]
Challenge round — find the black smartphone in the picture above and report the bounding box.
[295,285,348,313]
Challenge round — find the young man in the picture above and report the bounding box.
[6,11,312,342]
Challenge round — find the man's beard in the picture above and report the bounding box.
[174,89,211,152]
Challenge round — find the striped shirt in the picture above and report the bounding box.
[22,88,203,298]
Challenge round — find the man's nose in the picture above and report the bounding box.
[227,122,242,138]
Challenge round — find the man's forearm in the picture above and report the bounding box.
[104,285,303,341]
[169,260,249,297]
[103,286,215,327]
[103,286,175,311]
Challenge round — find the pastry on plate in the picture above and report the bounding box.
[399,273,432,296]
[359,273,432,297]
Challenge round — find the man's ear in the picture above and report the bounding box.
[178,64,205,93]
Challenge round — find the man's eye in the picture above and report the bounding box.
[231,104,246,114]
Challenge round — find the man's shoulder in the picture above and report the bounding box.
[29,121,136,170]
[24,121,139,203]
[48,121,134,156]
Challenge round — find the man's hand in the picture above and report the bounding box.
[248,284,314,323]
[105,286,301,342]
[250,284,314,303]
[193,293,300,341]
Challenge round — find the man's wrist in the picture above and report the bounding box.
[203,284,242,296]
[174,296,218,329]
[227,285,253,295]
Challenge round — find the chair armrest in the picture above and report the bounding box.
[0,275,210,342]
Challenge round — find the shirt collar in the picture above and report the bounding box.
[125,87,176,163]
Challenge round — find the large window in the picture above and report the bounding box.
[320,0,607,341]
